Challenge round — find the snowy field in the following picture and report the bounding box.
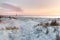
[0,16,60,40]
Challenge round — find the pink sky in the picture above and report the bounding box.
[0,0,60,16]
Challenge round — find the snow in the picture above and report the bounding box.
[0,17,60,40]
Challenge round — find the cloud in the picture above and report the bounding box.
[0,3,23,11]
[0,2,23,15]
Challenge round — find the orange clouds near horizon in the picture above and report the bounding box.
[1,5,60,16]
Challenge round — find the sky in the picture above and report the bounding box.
[0,0,60,15]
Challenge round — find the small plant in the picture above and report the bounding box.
[50,19,59,26]
[34,23,41,28]
[12,26,18,30]
[6,26,18,30]
[43,22,49,28]
[34,22,49,28]
[0,15,4,18]
[6,27,12,30]
[8,16,16,19]
[0,20,2,23]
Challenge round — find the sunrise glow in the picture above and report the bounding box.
[0,0,60,16]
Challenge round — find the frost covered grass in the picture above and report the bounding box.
[0,16,60,40]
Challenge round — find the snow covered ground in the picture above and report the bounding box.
[0,16,60,40]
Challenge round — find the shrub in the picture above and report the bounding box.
[43,22,49,28]
[6,26,18,30]
[50,20,59,26]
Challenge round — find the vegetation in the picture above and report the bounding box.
[6,26,19,30]
[43,22,49,28]
[0,15,4,18]
[7,16,16,19]
[0,20,2,23]
[50,20,59,26]
[34,19,60,28]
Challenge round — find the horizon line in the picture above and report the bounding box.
[0,15,60,18]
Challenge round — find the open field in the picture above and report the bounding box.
[0,15,60,40]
